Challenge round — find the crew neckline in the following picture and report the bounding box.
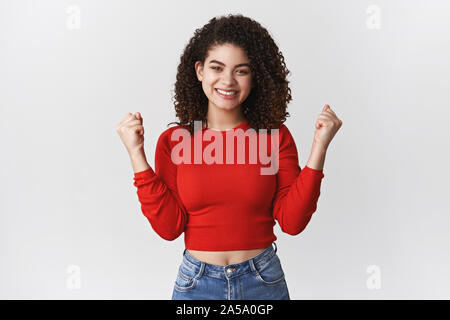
[202,119,249,132]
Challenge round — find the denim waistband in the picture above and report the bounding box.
[181,242,278,279]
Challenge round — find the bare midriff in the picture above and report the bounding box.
[187,248,267,266]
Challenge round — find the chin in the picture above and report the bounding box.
[213,102,241,110]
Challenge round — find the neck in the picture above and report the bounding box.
[205,104,246,131]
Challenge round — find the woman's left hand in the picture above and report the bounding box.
[313,104,343,149]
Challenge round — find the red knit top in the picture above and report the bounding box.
[133,119,325,251]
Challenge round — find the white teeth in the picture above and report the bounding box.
[216,89,237,95]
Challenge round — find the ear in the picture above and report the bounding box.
[195,61,204,81]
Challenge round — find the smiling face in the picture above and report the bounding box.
[195,43,254,114]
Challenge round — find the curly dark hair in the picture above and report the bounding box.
[167,13,292,135]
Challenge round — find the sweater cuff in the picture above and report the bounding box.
[133,167,156,187]
[303,165,325,179]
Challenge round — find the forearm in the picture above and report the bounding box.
[273,164,325,236]
[129,148,151,173]
[133,165,187,241]
[306,142,327,171]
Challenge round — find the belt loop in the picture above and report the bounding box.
[249,257,257,272]
[273,242,277,253]
[197,262,206,279]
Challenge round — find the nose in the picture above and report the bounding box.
[220,70,236,86]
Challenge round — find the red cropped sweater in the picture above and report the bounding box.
[133,119,325,251]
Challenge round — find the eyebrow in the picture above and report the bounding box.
[208,60,251,68]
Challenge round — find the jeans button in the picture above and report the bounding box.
[226,267,236,274]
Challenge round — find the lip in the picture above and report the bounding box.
[216,88,238,92]
[215,88,239,99]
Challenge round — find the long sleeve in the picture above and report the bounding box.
[272,125,325,235]
[133,129,188,241]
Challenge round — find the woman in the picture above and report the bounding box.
[116,14,342,300]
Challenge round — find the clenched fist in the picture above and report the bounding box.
[313,104,343,149]
[116,112,145,156]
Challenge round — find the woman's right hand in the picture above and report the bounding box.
[116,112,145,155]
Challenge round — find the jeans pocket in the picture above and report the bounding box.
[174,262,199,292]
[253,254,285,286]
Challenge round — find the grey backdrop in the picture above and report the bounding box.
[1,0,449,299]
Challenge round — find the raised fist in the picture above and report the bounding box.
[116,112,145,155]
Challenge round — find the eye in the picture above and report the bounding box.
[211,66,221,71]
[237,70,249,74]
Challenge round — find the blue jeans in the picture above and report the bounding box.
[171,242,290,300]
